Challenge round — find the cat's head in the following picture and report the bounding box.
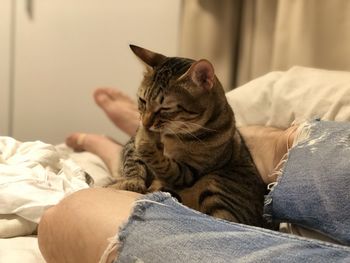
[130,45,227,135]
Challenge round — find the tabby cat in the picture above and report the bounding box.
[109,45,266,227]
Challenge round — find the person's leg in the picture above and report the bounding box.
[38,188,141,263]
[94,87,139,137]
[66,133,123,175]
[265,120,350,245]
[65,87,140,174]
[38,189,350,263]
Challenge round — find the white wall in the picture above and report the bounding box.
[12,0,181,144]
[0,0,11,135]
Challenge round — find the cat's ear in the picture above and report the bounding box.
[180,59,215,90]
[130,44,166,68]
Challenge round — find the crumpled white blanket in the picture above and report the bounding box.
[0,137,91,237]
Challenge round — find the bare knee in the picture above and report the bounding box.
[38,197,85,263]
[38,206,60,262]
[38,188,141,263]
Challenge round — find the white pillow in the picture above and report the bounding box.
[226,66,350,128]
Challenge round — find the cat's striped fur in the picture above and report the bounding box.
[109,45,266,227]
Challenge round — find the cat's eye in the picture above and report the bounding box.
[178,105,198,115]
[139,98,146,104]
[161,107,172,111]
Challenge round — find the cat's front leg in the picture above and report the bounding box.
[109,174,147,194]
[136,126,195,187]
[109,138,149,194]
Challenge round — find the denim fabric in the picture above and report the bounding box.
[114,192,350,263]
[265,120,350,245]
[113,120,350,262]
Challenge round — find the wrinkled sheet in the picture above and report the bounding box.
[0,137,90,238]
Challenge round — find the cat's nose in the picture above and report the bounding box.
[142,120,151,129]
[142,112,155,129]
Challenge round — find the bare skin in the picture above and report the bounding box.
[94,87,140,136]
[240,125,298,184]
[39,88,298,263]
[66,133,123,175]
[38,188,140,263]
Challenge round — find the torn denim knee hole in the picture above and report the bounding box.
[99,192,173,263]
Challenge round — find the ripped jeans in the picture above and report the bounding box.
[113,120,350,263]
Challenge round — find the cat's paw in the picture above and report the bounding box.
[135,127,161,150]
[108,178,147,194]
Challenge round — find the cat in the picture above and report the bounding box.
[109,45,267,227]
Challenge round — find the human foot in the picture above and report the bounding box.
[66,133,123,174]
[65,133,87,152]
[94,87,139,136]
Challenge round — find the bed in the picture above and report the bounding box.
[1,66,350,262]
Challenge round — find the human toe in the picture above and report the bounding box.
[93,87,114,105]
[65,133,86,151]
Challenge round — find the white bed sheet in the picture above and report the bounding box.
[0,236,45,263]
[0,145,113,263]
[2,66,350,263]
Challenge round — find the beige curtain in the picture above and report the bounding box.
[179,0,350,90]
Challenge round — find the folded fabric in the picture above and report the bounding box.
[0,136,91,237]
[0,214,37,238]
[56,144,114,187]
[227,66,350,128]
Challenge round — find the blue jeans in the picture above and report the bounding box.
[114,121,350,263]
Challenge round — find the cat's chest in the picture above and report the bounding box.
[161,136,189,160]
[160,135,213,171]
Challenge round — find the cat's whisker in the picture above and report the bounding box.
[170,120,197,134]
[178,120,217,132]
[171,120,217,133]
[168,121,201,142]
[184,131,205,145]
[186,122,218,132]
[165,126,185,145]
[173,123,206,145]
